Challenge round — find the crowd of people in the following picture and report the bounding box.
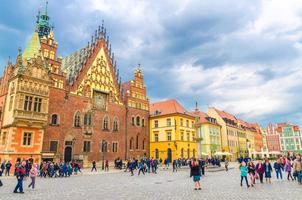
[0,159,83,194]
[239,155,302,188]
[1,154,302,194]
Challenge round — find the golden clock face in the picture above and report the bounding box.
[93,90,108,110]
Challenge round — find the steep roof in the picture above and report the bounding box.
[214,108,237,122]
[190,110,220,125]
[22,31,42,62]
[61,47,89,82]
[150,99,190,117]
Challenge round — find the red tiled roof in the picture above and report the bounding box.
[294,126,300,132]
[150,99,190,116]
[214,108,237,122]
[190,111,209,123]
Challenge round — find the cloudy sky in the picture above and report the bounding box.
[0,0,301,127]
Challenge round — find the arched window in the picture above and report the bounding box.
[131,116,135,126]
[136,116,140,126]
[136,134,139,149]
[101,140,108,152]
[113,117,118,131]
[103,116,109,130]
[74,111,81,127]
[142,118,145,127]
[51,114,58,125]
[84,112,92,126]
[129,137,134,150]
[142,139,145,150]
[193,149,196,158]
[181,148,184,158]
[187,148,190,158]
[155,149,159,159]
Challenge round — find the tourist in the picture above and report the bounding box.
[146,158,151,173]
[247,161,256,187]
[225,159,229,172]
[285,157,294,181]
[13,161,26,193]
[172,159,178,172]
[190,158,201,190]
[273,159,283,180]
[78,163,82,173]
[240,162,250,188]
[129,159,135,176]
[91,160,97,172]
[0,161,5,176]
[28,164,38,189]
[54,163,60,177]
[255,160,265,183]
[138,160,145,176]
[5,161,12,176]
[105,160,109,172]
[124,160,129,172]
[293,155,302,184]
[264,158,273,183]
[200,158,206,176]
[74,162,79,175]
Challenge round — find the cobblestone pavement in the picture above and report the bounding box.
[1,167,301,200]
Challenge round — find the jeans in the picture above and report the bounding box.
[241,176,249,187]
[258,173,264,183]
[91,166,97,172]
[287,172,294,180]
[28,177,36,189]
[298,171,302,183]
[276,170,283,179]
[138,169,145,175]
[14,178,23,192]
[5,168,10,176]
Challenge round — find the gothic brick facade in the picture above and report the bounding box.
[0,5,149,168]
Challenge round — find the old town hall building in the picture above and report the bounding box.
[0,6,149,167]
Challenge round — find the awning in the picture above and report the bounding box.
[41,152,55,158]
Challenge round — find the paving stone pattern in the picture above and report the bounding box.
[0,167,301,200]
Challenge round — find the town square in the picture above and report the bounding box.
[0,0,302,199]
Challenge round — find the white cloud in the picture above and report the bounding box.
[171,62,302,121]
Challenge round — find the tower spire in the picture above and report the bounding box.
[195,101,199,111]
[36,0,51,38]
[45,0,48,15]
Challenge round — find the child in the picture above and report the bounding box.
[190,158,201,190]
[240,162,250,188]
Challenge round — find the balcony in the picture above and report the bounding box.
[14,109,48,121]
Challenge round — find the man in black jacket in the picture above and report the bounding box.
[13,161,26,194]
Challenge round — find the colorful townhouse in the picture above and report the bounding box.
[251,123,264,156]
[276,123,302,155]
[208,107,242,159]
[266,123,281,152]
[191,109,221,156]
[149,99,197,161]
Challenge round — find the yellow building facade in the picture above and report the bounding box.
[149,100,197,161]
[191,110,221,156]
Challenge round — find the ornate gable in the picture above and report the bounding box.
[63,24,122,105]
[75,46,121,104]
[23,56,52,82]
